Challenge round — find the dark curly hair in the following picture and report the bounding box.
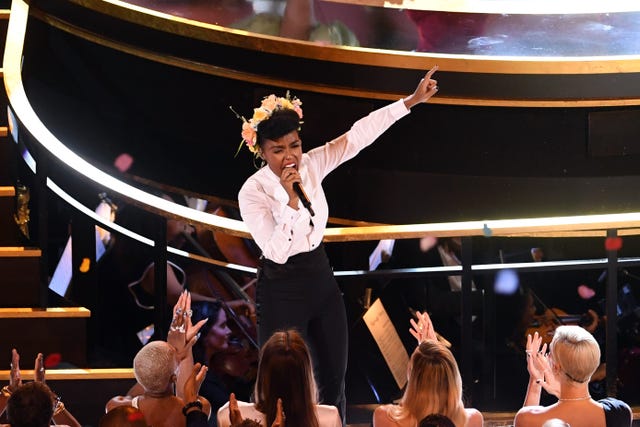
[7,382,55,427]
[256,108,301,149]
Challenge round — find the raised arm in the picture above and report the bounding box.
[168,291,207,399]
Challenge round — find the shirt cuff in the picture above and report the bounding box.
[393,98,412,118]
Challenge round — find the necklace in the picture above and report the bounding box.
[558,395,591,401]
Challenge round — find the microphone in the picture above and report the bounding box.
[293,182,315,216]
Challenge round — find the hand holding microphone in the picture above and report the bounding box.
[282,166,315,216]
[293,182,315,217]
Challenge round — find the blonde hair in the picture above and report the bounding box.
[550,325,600,384]
[390,341,467,427]
[133,341,178,393]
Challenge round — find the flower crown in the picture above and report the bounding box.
[232,92,303,156]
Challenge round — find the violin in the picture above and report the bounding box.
[526,307,598,345]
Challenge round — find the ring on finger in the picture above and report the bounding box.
[170,324,186,333]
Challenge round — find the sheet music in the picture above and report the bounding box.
[369,239,395,271]
[363,298,409,389]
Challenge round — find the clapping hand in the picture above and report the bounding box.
[229,392,243,425]
[410,311,438,344]
[8,348,21,393]
[272,398,285,427]
[167,290,207,361]
[34,352,45,383]
[525,332,560,398]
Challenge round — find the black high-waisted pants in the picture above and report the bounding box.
[257,244,348,424]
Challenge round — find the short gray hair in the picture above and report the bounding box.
[133,341,178,393]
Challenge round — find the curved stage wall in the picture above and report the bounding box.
[21,0,640,226]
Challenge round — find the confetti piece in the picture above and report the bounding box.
[578,284,596,299]
[605,236,623,251]
[44,353,61,368]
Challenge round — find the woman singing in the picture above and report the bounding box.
[237,66,439,422]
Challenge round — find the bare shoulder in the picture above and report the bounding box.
[465,407,484,427]
[317,403,339,413]
[514,406,547,427]
[373,404,392,417]
[317,404,342,426]
[105,395,133,412]
[373,404,397,427]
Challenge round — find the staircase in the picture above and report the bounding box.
[0,7,137,425]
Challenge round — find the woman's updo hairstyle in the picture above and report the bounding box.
[550,325,600,383]
[257,108,301,149]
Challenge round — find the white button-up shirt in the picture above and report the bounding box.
[238,99,410,264]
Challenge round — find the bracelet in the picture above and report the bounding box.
[1,385,12,397]
[53,400,66,417]
[182,400,203,416]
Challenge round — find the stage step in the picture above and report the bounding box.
[0,185,27,246]
[0,307,90,369]
[0,128,12,184]
[0,246,41,305]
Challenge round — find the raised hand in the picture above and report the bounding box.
[410,311,438,344]
[9,348,21,392]
[403,65,439,109]
[184,362,208,407]
[168,291,207,361]
[272,398,285,427]
[34,352,45,383]
[525,332,560,398]
[229,392,243,426]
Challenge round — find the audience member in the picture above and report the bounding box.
[0,349,80,427]
[5,382,55,427]
[514,327,632,427]
[373,311,483,427]
[217,329,341,427]
[106,291,210,427]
